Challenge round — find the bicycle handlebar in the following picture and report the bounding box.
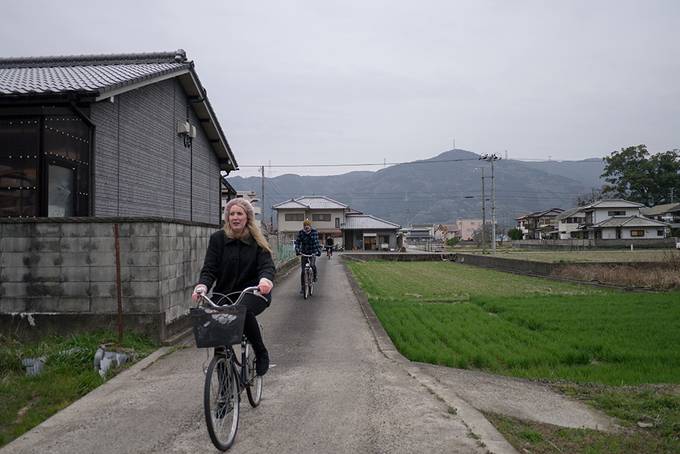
[198,285,264,308]
[299,253,317,258]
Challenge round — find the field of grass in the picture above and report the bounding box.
[346,261,680,385]
[464,249,680,263]
[0,332,157,447]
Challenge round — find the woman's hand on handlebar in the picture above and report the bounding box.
[258,278,273,295]
[192,284,208,302]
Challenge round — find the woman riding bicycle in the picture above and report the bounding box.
[192,198,275,376]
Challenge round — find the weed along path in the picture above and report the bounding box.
[3,256,489,454]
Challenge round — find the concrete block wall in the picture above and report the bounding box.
[0,219,217,342]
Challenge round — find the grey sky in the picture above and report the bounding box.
[3,0,679,177]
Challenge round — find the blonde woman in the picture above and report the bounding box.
[193,198,275,375]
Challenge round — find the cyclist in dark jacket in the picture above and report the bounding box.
[193,198,275,376]
[294,219,321,293]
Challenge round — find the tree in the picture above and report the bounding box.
[601,145,680,206]
[507,227,523,241]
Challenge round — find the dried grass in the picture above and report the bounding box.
[554,250,680,290]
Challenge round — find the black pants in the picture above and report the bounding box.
[300,255,317,289]
[243,292,270,354]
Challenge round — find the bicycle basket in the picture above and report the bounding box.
[190,305,247,348]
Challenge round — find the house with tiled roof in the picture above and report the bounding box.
[273,196,351,245]
[272,195,401,250]
[641,202,680,235]
[0,50,239,342]
[0,49,236,221]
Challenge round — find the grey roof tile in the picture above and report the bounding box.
[0,50,189,96]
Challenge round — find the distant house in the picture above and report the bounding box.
[272,196,350,246]
[404,224,434,245]
[555,207,586,239]
[641,203,680,235]
[515,208,564,239]
[580,199,643,239]
[434,223,458,241]
[455,219,482,241]
[590,215,669,240]
[342,214,401,251]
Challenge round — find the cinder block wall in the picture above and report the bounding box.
[0,219,216,342]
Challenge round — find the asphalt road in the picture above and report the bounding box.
[3,256,486,453]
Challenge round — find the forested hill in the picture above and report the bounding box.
[229,149,604,227]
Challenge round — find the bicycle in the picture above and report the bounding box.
[190,286,267,451]
[300,253,315,299]
[325,245,333,259]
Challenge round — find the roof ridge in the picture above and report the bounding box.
[0,50,188,68]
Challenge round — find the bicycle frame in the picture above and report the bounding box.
[300,253,315,299]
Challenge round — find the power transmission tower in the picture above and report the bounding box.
[480,153,501,255]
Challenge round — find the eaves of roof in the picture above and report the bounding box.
[0,50,236,171]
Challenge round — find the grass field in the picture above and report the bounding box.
[0,332,157,447]
[346,261,680,385]
[463,249,680,263]
[347,260,680,451]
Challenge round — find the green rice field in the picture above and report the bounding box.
[347,261,680,385]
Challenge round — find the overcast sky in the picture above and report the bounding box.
[3,0,679,176]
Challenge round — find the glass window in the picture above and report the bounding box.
[335,217,340,228]
[285,213,304,222]
[608,210,626,216]
[312,213,331,222]
[48,164,75,217]
[657,230,664,237]
[0,118,40,217]
[630,229,645,237]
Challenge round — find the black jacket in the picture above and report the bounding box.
[198,230,275,295]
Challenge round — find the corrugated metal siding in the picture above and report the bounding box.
[91,78,220,223]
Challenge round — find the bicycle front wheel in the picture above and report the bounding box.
[204,354,240,451]
[245,343,263,407]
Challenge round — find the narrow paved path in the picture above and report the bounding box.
[3,256,488,453]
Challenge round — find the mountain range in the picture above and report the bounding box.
[229,149,605,227]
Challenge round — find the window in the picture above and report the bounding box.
[657,229,665,237]
[335,217,340,228]
[312,213,331,222]
[608,210,626,216]
[630,229,645,237]
[0,118,40,217]
[0,115,90,218]
[285,213,304,222]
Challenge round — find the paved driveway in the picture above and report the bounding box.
[3,255,489,454]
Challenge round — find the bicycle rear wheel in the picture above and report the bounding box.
[245,343,263,407]
[204,354,239,451]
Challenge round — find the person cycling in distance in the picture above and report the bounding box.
[294,219,321,294]
[192,198,275,376]
[325,236,334,257]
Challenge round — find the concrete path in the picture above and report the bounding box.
[3,255,492,453]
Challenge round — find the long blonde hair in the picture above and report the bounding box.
[223,198,272,253]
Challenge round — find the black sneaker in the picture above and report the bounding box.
[256,350,269,376]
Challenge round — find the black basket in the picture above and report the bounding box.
[190,305,247,348]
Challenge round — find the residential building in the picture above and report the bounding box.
[404,224,434,245]
[0,50,236,222]
[342,214,401,251]
[581,199,643,239]
[515,208,564,239]
[555,207,586,239]
[455,219,482,241]
[641,203,680,235]
[272,196,350,246]
[590,215,668,239]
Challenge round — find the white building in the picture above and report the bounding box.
[272,196,349,246]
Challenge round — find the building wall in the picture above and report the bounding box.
[343,230,398,251]
[456,219,482,241]
[600,226,666,240]
[276,209,346,233]
[90,79,220,224]
[592,207,640,224]
[0,219,214,342]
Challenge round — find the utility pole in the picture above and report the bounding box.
[260,165,265,230]
[480,153,501,255]
[671,187,675,203]
[481,167,486,254]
